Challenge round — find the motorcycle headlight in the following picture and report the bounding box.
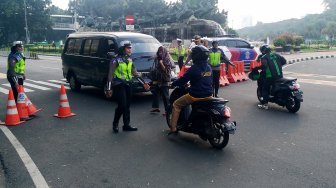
[223,106,231,118]
[289,81,300,90]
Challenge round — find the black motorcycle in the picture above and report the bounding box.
[166,86,237,149]
[255,76,303,113]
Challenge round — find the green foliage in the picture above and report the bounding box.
[273,38,286,47]
[238,7,336,41]
[322,21,336,40]
[293,36,304,46]
[0,0,52,44]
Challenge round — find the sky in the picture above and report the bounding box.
[51,0,325,29]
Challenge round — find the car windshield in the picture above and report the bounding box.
[120,38,161,53]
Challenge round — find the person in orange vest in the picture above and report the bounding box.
[7,41,26,101]
[105,41,150,133]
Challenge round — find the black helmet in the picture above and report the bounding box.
[260,44,271,55]
[191,45,209,62]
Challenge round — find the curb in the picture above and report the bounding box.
[287,54,336,64]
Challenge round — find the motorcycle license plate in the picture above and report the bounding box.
[224,121,237,134]
[292,91,303,101]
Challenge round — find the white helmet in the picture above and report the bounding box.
[13,41,23,47]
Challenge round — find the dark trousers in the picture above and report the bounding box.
[113,83,132,127]
[7,76,24,102]
[261,78,274,104]
[178,56,184,70]
[212,70,220,97]
[151,85,170,112]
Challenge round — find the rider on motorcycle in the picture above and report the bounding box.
[255,44,287,109]
[169,45,213,134]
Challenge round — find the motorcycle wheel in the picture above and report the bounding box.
[208,124,229,149]
[286,96,301,113]
[257,87,263,103]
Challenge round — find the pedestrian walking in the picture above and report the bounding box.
[7,41,26,101]
[150,46,172,115]
[105,41,150,133]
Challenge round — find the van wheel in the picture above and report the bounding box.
[69,74,81,91]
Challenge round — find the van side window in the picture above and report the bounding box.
[73,39,83,54]
[90,40,99,57]
[66,39,75,54]
[83,39,92,56]
[101,39,117,58]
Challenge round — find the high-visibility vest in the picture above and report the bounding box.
[175,46,186,57]
[114,60,133,81]
[8,53,25,75]
[209,51,221,67]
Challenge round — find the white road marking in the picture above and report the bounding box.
[48,80,69,85]
[0,87,9,94]
[0,73,6,79]
[39,66,60,70]
[285,71,336,79]
[2,84,34,92]
[299,78,336,87]
[23,83,51,90]
[26,79,70,89]
[0,126,50,188]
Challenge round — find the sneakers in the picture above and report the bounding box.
[258,104,269,110]
[150,108,160,113]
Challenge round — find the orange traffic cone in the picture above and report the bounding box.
[24,93,41,116]
[16,85,30,120]
[54,84,76,118]
[0,90,25,126]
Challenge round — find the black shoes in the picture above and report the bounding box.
[113,125,119,133]
[122,125,138,131]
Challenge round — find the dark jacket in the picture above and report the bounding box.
[172,60,213,98]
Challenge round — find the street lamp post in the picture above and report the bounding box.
[23,0,30,44]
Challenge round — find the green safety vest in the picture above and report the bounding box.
[209,51,221,67]
[8,53,25,75]
[114,60,133,81]
[175,46,186,57]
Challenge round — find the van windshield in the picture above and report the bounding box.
[120,38,161,53]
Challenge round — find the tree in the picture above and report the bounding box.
[322,22,336,45]
[323,0,336,10]
[0,0,52,44]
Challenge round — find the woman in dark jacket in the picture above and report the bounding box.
[150,46,172,114]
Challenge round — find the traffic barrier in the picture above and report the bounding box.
[249,60,261,72]
[227,63,238,83]
[54,84,76,118]
[24,92,41,116]
[178,65,189,77]
[238,61,248,81]
[0,90,25,126]
[219,64,230,87]
[16,86,30,120]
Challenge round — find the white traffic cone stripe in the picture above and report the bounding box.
[24,94,32,105]
[8,99,16,106]
[7,108,19,115]
[60,102,70,107]
[59,94,68,100]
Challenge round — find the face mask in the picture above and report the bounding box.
[18,50,23,53]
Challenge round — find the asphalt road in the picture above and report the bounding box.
[0,56,335,188]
